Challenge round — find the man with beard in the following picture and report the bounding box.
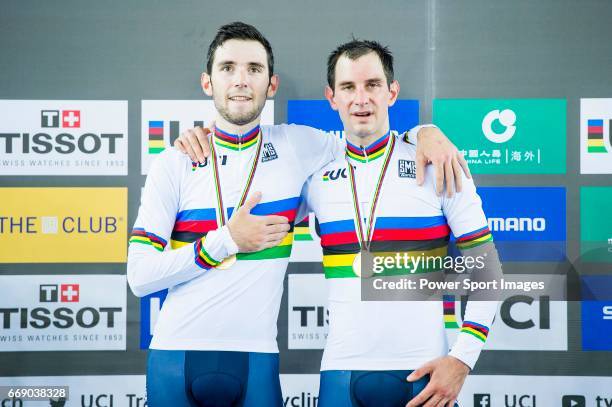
[295,40,500,407]
[129,22,468,407]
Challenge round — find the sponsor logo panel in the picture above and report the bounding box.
[580,98,612,174]
[580,186,612,263]
[280,374,320,407]
[0,275,126,351]
[445,276,568,351]
[141,100,274,174]
[0,100,128,175]
[0,188,127,263]
[477,187,566,261]
[288,274,328,350]
[139,290,167,350]
[433,99,566,174]
[581,276,612,351]
[459,375,612,407]
[288,274,566,351]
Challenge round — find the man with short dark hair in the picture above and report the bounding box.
[131,22,469,406]
[295,39,500,407]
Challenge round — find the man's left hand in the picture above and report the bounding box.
[415,127,471,198]
[405,355,469,407]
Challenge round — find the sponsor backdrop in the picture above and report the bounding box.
[1,1,611,405]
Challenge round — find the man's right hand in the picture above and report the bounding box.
[175,126,212,163]
[227,192,290,252]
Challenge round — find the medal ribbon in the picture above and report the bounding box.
[210,129,263,226]
[345,135,396,251]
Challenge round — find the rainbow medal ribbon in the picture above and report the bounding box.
[210,129,263,270]
[345,134,396,278]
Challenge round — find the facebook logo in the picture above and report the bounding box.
[474,394,491,407]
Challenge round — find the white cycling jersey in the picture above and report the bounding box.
[300,131,499,370]
[128,124,342,352]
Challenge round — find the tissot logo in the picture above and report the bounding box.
[288,274,329,349]
[0,100,128,175]
[0,275,126,351]
[39,284,80,303]
[398,159,416,178]
[40,110,81,128]
[0,129,122,157]
[1,128,121,154]
[292,306,328,328]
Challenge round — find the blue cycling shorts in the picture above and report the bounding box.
[146,350,282,407]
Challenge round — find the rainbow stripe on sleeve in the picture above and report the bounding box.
[194,239,221,270]
[456,226,493,250]
[460,320,490,343]
[129,228,167,252]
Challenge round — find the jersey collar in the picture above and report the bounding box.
[345,131,391,163]
[214,125,261,151]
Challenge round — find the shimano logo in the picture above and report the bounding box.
[488,217,546,232]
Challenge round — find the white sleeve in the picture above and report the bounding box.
[127,150,238,297]
[440,172,501,369]
[286,124,344,177]
[296,176,314,221]
[402,124,438,145]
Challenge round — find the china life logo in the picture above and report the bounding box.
[580,98,612,174]
[433,99,566,174]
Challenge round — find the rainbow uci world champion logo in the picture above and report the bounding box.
[581,98,612,174]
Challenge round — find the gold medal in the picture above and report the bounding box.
[217,254,237,270]
[209,129,262,270]
[345,134,396,279]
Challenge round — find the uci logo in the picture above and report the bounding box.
[482,109,516,143]
[322,168,348,182]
